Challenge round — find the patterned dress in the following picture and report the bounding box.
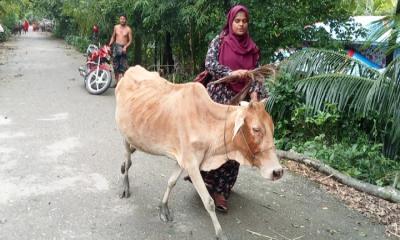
[201,35,267,198]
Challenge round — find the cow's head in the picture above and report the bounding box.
[233,100,283,180]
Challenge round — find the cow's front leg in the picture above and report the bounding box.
[159,163,183,222]
[187,165,228,240]
[120,140,135,198]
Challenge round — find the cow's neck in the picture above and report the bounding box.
[200,104,247,171]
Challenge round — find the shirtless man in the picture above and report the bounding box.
[108,14,133,86]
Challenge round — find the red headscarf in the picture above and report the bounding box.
[218,5,260,93]
[23,20,29,31]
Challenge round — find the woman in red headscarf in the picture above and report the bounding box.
[23,20,29,33]
[190,5,267,212]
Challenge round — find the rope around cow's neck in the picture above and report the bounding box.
[224,105,256,162]
[224,106,230,161]
[240,128,256,161]
[224,105,276,165]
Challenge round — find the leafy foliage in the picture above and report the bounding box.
[266,73,303,121]
[349,0,396,15]
[268,74,399,187]
[0,0,24,26]
[25,0,356,72]
[291,134,400,186]
[277,47,400,158]
[65,35,91,52]
[0,26,10,42]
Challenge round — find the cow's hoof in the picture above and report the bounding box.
[216,232,228,240]
[121,163,125,174]
[119,189,130,198]
[159,204,173,222]
[120,175,130,198]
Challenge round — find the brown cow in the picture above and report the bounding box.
[115,65,283,240]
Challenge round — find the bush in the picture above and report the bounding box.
[266,73,303,121]
[268,73,400,188]
[290,134,400,186]
[65,35,91,53]
[0,26,11,42]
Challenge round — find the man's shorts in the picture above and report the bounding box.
[112,44,128,74]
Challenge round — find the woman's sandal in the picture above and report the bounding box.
[184,176,228,213]
[183,175,192,183]
[212,193,228,213]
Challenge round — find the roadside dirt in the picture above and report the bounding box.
[285,160,400,239]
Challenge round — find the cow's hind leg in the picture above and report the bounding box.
[120,140,136,198]
[187,165,228,240]
[160,163,183,222]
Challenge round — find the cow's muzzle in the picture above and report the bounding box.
[272,168,284,181]
[260,166,284,180]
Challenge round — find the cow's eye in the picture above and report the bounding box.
[253,127,261,133]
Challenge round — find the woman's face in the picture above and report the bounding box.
[232,11,248,36]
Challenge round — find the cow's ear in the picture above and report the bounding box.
[233,111,245,139]
[260,98,267,108]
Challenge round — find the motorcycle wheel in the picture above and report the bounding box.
[85,69,112,95]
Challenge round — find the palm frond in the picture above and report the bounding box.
[280,48,381,80]
[366,15,400,55]
[295,74,375,114]
[278,48,400,157]
[265,93,276,113]
[370,56,400,152]
[366,56,400,116]
[367,16,393,43]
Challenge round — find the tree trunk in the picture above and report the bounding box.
[394,172,400,188]
[154,37,158,69]
[132,13,143,65]
[189,22,195,75]
[277,150,400,203]
[224,0,231,13]
[163,31,174,74]
[133,34,142,65]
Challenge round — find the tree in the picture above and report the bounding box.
[349,0,396,15]
[0,0,29,29]
[28,0,356,74]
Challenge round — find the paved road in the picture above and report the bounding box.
[0,31,392,240]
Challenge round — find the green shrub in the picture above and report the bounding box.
[0,27,11,42]
[65,35,91,53]
[290,134,400,187]
[268,73,400,188]
[266,73,303,121]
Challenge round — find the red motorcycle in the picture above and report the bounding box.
[79,44,112,95]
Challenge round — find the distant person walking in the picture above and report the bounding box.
[108,14,132,87]
[92,24,99,43]
[22,20,29,33]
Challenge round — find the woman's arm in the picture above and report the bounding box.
[204,35,232,79]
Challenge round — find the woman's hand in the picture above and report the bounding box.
[230,69,249,78]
